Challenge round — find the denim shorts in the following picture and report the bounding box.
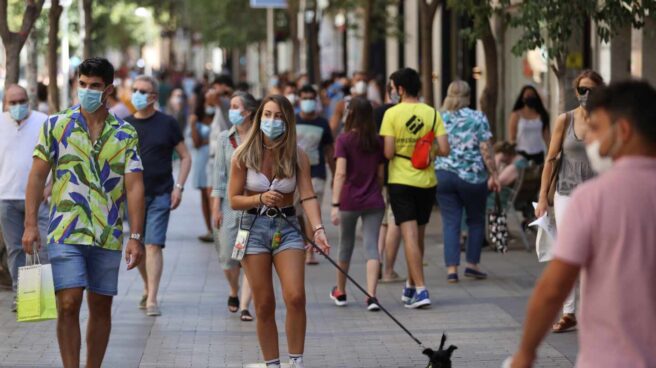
[47,244,122,296]
[144,193,172,247]
[240,212,305,256]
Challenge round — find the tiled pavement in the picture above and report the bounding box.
[0,189,578,367]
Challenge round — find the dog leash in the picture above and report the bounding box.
[274,207,427,349]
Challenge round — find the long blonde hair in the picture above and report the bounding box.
[441,80,471,112]
[233,95,298,178]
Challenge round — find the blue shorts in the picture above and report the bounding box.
[240,213,305,256]
[144,193,172,247]
[47,244,122,296]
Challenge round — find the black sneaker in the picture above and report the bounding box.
[11,296,17,313]
[330,286,347,306]
[366,297,380,311]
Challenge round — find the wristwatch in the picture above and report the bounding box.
[175,183,184,192]
[129,233,144,244]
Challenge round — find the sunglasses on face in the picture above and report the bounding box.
[132,88,153,95]
[577,86,593,96]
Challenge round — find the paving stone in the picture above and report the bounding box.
[0,183,577,367]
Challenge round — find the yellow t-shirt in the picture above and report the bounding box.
[379,102,447,188]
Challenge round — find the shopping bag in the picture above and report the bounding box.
[487,193,509,253]
[529,204,557,262]
[17,254,57,322]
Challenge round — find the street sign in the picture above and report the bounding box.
[250,0,287,8]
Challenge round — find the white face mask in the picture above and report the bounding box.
[585,125,621,174]
[585,140,614,174]
[352,81,367,95]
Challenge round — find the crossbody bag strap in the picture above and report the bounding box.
[394,109,437,160]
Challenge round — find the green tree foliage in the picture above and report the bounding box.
[327,0,403,42]
[509,0,655,70]
[187,0,267,49]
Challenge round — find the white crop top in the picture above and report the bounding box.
[245,170,296,194]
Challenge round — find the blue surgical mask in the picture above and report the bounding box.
[300,99,317,113]
[78,87,105,113]
[260,118,286,139]
[229,109,245,125]
[131,91,150,111]
[205,106,216,116]
[390,89,401,104]
[9,103,29,121]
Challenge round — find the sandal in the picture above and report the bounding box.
[227,296,239,313]
[240,309,254,322]
[380,271,404,283]
[552,314,577,333]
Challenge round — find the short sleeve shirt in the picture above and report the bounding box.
[296,115,333,179]
[334,132,385,211]
[435,108,492,184]
[379,102,446,188]
[553,158,656,368]
[125,111,183,197]
[33,105,143,251]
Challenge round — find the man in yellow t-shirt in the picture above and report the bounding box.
[379,68,450,310]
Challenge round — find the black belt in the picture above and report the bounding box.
[246,207,296,218]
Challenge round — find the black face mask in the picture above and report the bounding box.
[523,96,540,109]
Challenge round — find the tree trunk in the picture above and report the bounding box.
[3,40,22,90]
[0,0,46,91]
[287,0,300,74]
[48,0,63,112]
[309,1,321,84]
[26,29,39,110]
[479,18,499,137]
[82,0,92,59]
[418,0,440,107]
[496,18,507,140]
[360,0,373,72]
[552,56,567,114]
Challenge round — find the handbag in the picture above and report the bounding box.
[487,193,509,253]
[17,253,57,322]
[546,112,570,206]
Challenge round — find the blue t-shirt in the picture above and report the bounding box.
[296,115,333,179]
[435,107,492,184]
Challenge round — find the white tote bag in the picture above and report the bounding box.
[530,204,557,262]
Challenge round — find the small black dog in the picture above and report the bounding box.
[422,333,457,368]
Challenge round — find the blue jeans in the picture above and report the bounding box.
[240,213,305,256]
[47,244,122,295]
[0,200,49,291]
[435,170,488,267]
[144,193,172,247]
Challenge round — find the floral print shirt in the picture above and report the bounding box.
[33,105,143,251]
[435,107,492,184]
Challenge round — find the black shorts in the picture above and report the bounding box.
[388,184,436,226]
[518,151,545,165]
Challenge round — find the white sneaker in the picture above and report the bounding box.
[289,357,305,368]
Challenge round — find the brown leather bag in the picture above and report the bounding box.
[546,112,570,206]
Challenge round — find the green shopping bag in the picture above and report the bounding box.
[17,253,57,322]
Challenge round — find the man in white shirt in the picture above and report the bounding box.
[0,84,49,311]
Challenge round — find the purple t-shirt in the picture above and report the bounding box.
[334,132,385,211]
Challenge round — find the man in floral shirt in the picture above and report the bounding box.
[22,58,145,367]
